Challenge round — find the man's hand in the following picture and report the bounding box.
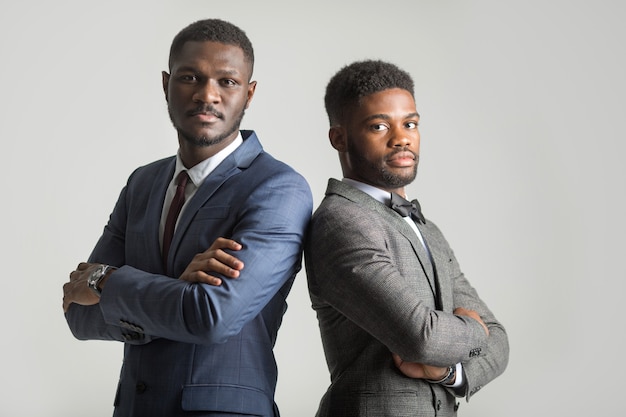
[179,237,244,286]
[454,307,489,336]
[62,262,102,312]
[391,353,452,381]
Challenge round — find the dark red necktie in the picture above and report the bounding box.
[162,171,189,272]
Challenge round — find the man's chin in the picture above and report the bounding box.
[381,171,417,189]
[179,129,231,148]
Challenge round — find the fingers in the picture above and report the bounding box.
[62,297,73,312]
[70,263,96,282]
[64,262,103,312]
[209,251,244,273]
[208,237,242,252]
[179,270,223,286]
[391,353,403,368]
[454,307,490,336]
[62,283,70,312]
[178,238,245,285]
[179,254,242,285]
[204,237,245,272]
[189,251,243,276]
[198,238,245,274]
[76,262,91,271]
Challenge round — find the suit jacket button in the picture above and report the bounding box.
[436,399,441,410]
[136,382,147,393]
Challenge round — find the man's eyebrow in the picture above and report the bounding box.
[362,114,390,123]
[362,112,420,123]
[173,66,242,77]
[215,68,242,77]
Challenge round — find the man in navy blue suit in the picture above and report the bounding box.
[62,19,312,416]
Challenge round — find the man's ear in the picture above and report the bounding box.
[329,126,347,152]
[162,71,170,101]
[245,80,257,109]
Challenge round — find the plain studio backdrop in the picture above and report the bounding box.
[1,1,624,416]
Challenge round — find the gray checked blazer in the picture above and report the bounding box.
[305,179,509,417]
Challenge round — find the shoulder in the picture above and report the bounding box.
[233,136,312,211]
[313,180,387,225]
[310,192,387,241]
[114,157,174,198]
[127,156,173,182]
[253,151,304,179]
[314,192,362,220]
[242,141,311,195]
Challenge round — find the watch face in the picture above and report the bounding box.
[88,273,97,286]
[88,267,104,292]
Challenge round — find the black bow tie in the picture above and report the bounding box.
[390,192,425,224]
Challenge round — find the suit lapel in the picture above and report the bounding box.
[326,179,439,302]
[165,131,264,271]
[392,215,439,305]
[417,222,452,312]
[148,158,176,274]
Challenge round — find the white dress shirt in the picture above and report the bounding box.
[159,133,243,249]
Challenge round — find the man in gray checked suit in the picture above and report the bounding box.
[305,60,509,416]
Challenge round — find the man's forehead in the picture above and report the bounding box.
[353,89,418,118]
[172,41,251,75]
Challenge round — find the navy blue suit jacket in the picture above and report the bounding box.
[65,131,313,417]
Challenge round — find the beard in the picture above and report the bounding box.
[348,143,418,189]
[381,163,417,188]
[169,104,246,147]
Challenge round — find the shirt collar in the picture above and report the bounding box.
[341,178,394,207]
[173,132,243,187]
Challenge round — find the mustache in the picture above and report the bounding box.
[187,105,224,119]
[385,148,418,161]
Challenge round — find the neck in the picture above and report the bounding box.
[342,176,407,198]
[178,134,238,168]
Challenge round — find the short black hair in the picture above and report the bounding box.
[168,19,254,73]
[324,60,415,126]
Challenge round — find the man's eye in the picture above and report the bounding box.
[406,121,419,129]
[179,75,198,83]
[221,79,237,87]
[371,124,388,131]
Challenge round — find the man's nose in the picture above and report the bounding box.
[388,125,412,147]
[194,79,220,103]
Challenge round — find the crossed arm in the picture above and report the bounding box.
[63,240,488,386]
[391,307,488,383]
[305,203,498,389]
[63,237,244,312]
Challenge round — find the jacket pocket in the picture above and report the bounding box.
[181,384,272,416]
[194,206,230,220]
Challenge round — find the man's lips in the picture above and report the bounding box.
[187,107,223,122]
[386,151,417,167]
[191,112,220,122]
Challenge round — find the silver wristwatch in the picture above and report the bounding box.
[427,365,456,385]
[87,264,115,296]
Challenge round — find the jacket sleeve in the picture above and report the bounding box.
[448,253,509,400]
[92,169,313,345]
[64,178,154,345]
[306,201,489,367]
[411,219,509,400]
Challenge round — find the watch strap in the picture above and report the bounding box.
[427,365,456,385]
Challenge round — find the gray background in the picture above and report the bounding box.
[1,0,624,415]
